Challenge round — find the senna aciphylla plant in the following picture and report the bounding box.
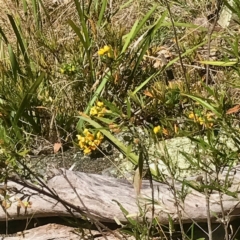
[90,101,109,117]
[77,101,109,154]
[188,111,214,128]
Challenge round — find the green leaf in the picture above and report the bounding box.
[134,5,157,35]
[112,200,138,226]
[121,20,139,54]
[77,71,111,131]
[198,60,237,66]
[95,116,114,124]
[31,0,41,30]
[7,15,30,65]
[132,41,207,95]
[97,0,107,27]
[68,20,88,50]
[181,93,221,117]
[166,41,207,68]
[8,45,20,82]
[0,26,9,44]
[73,0,90,48]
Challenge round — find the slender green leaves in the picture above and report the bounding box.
[97,0,108,27]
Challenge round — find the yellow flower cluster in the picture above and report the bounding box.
[98,45,113,58]
[90,101,108,117]
[188,111,214,128]
[77,129,104,155]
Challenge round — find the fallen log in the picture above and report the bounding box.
[0,165,240,225]
[0,223,132,240]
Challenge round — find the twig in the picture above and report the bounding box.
[204,172,213,240]
[62,170,123,240]
[163,0,189,93]
[205,1,223,85]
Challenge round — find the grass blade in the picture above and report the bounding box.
[97,0,107,27]
[8,45,20,82]
[182,93,222,117]
[77,70,111,131]
[7,14,30,66]
[14,72,45,124]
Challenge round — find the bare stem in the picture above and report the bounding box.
[204,172,213,240]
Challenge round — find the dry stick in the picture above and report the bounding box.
[204,3,223,239]
[8,173,120,221]
[205,1,222,86]
[62,169,123,240]
[141,145,155,239]
[9,172,124,239]
[162,1,189,239]
[163,0,189,93]
[11,157,124,239]
[218,191,230,240]
[217,166,232,240]
[170,177,188,240]
[203,172,213,240]
[10,158,111,221]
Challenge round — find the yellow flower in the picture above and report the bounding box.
[86,133,94,142]
[198,117,204,125]
[83,147,91,154]
[79,136,86,143]
[153,126,161,134]
[98,45,111,56]
[90,145,97,150]
[90,106,98,116]
[97,107,107,117]
[206,112,214,120]
[97,101,104,107]
[77,130,103,154]
[94,139,101,146]
[83,129,89,135]
[96,131,104,140]
[188,112,196,119]
[79,141,85,149]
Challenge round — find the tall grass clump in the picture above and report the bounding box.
[1,0,240,238]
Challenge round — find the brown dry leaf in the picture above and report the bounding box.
[153,60,162,68]
[162,128,169,136]
[109,123,121,133]
[2,200,11,209]
[226,105,240,115]
[53,142,62,153]
[79,112,90,118]
[143,90,154,98]
[174,124,178,134]
[133,167,142,196]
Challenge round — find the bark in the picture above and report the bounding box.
[0,165,240,225]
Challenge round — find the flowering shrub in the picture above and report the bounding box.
[188,111,214,128]
[77,129,104,155]
[90,101,108,117]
